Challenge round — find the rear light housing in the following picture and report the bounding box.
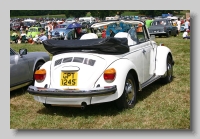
[34,69,46,83]
[160,43,165,46]
[104,68,116,83]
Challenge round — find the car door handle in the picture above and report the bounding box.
[142,49,146,54]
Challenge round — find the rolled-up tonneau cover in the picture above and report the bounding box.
[42,37,129,55]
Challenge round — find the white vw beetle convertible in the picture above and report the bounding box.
[27,20,174,110]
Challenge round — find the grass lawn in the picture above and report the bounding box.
[10,32,190,129]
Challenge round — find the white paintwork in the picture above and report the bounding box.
[32,20,173,107]
[80,33,98,40]
[114,32,137,46]
[155,45,172,75]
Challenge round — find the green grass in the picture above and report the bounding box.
[10,32,190,129]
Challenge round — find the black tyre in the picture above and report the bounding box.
[160,55,173,84]
[115,73,137,110]
[32,61,44,85]
[174,31,178,37]
[166,32,170,37]
[43,103,52,108]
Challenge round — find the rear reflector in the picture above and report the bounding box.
[104,68,116,82]
[34,69,46,83]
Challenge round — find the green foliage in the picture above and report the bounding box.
[64,10,90,18]
[138,10,182,16]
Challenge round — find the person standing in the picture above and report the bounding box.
[184,19,190,31]
[109,29,115,37]
[25,27,29,34]
[20,26,23,34]
[47,21,53,39]
[101,29,106,38]
[176,18,181,36]
[145,17,153,28]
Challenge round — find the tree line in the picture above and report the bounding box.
[10,10,181,18]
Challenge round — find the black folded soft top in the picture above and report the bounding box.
[42,37,129,55]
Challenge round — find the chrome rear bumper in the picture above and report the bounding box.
[27,85,117,98]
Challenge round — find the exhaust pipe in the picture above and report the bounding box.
[81,102,87,110]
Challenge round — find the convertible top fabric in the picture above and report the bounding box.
[42,37,129,55]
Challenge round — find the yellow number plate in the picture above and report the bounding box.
[60,72,78,86]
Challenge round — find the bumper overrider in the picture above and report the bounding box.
[27,85,117,98]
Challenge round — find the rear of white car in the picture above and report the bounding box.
[27,36,130,108]
[27,20,174,110]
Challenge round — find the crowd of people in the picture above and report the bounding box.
[11,16,191,44]
[10,21,55,44]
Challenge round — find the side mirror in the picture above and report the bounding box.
[19,49,27,56]
[150,35,155,41]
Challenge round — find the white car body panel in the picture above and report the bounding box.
[155,46,172,75]
[28,20,174,108]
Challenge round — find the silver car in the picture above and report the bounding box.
[10,48,50,91]
[148,19,178,37]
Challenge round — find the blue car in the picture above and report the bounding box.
[51,22,76,40]
[180,23,185,32]
[51,28,75,40]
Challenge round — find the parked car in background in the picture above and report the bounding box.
[79,21,90,29]
[27,27,45,38]
[51,22,75,40]
[11,22,21,31]
[51,28,75,40]
[148,19,178,37]
[27,20,174,110]
[10,48,50,91]
[180,23,185,32]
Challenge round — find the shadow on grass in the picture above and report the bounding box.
[137,76,176,103]
[37,101,121,117]
[36,76,176,117]
[10,86,29,99]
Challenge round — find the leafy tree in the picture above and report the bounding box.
[64,10,89,18]
[90,10,124,20]
[138,10,181,17]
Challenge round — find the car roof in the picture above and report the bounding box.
[90,20,145,28]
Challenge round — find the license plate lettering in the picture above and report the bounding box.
[60,72,77,86]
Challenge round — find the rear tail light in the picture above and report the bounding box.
[104,68,116,82]
[34,69,46,83]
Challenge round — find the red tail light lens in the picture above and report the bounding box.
[104,68,116,82]
[34,69,46,82]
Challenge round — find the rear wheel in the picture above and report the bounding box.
[43,103,52,108]
[115,73,137,110]
[161,55,173,84]
[174,31,178,37]
[166,32,170,37]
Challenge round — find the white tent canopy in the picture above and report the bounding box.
[23,19,36,22]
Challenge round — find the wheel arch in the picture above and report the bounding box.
[32,59,46,72]
[128,69,139,92]
[155,46,173,76]
[34,61,52,87]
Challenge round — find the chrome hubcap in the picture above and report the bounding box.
[167,62,172,80]
[125,79,135,105]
